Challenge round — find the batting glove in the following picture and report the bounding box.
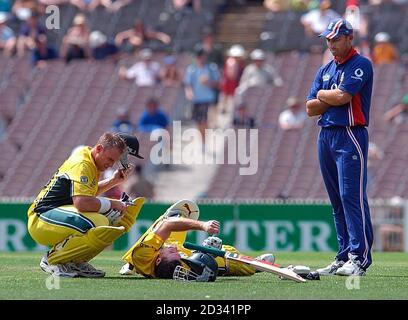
[103,208,123,226]
[202,236,222,250]
[120,192,133,206]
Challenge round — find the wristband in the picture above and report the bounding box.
[97,197,111,213]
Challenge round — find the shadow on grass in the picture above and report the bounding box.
[101,276,149,280]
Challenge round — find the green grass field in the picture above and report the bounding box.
[1,251,407,300]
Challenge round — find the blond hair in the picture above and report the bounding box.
[97,132,126,153]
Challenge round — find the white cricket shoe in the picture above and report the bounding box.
[72,262,106,278]
[119,263,136,275]
[336,254,366,276]
[165,200,200,220]
[255,253,275,264]
[316,260,345,276]
[40,255,78,278]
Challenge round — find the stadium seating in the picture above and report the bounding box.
[205,52,406,200]
[0,50,184,196]
[0,2,408,200]
[0,50,406,199]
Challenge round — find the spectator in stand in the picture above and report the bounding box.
[89,30,119,61]
[344,2,368,38]
[278,96,307,130]
[0,12,16,57]
[301,0,340,51]
[184,46,220,140]
[101,0,131,12]
[159,55,181,86]
[172,0,201,14]
[372,32,399,65]
[17,10,46,57]
[291,0,310,12]
[196,30,224,125]
[137,97,169,133]
[236,48,282,100]
[60,13,90,63]
[263,0,291,12]
[265,0,310,12]
[217,44,246,126]
[344,2,364,36]
[384,94,408,124]
[70,0,102,12]
[31,34,58,68]
[301,0,340,37]
[115,20,171,53]
[137,97,171,162]
[119,48,161,87]
[111,107,134,134]
[200,28,224,69]
[233,103,255,128]
[12,0,39,21]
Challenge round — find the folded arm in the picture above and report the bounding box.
[317,89,352,106]
[306,99,331,117]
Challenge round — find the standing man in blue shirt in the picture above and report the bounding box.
[306,18,374,276]
[184,46,220,141]
[137,97,169,133]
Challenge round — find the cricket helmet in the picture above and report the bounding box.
[173,252,218,282]
[116,132,144,169]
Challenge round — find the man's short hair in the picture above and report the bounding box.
[97,132,127,153]
[155,255,182,279]
[146,97,158,106]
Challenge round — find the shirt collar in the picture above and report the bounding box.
[334,48,358,65]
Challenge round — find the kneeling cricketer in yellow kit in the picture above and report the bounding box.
[27,132,144,278]
[120,200,260,279]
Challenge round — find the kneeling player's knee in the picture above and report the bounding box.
[81,213,110,228]
[92,214,110,227]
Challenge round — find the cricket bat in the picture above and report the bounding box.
[184,242,306,283]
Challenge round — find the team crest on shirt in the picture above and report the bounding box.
[80,176,88,184]
[322,73,330,82]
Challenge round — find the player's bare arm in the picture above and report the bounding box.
[155,217,220,241]
[306,99,331,117]
[97,166,133,195]
[317,88,352,106]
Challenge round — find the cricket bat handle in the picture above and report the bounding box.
[184,242,226,257]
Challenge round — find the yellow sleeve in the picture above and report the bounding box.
[129,232,165,278]
[221,244,256,277]
[67,162,98,197]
